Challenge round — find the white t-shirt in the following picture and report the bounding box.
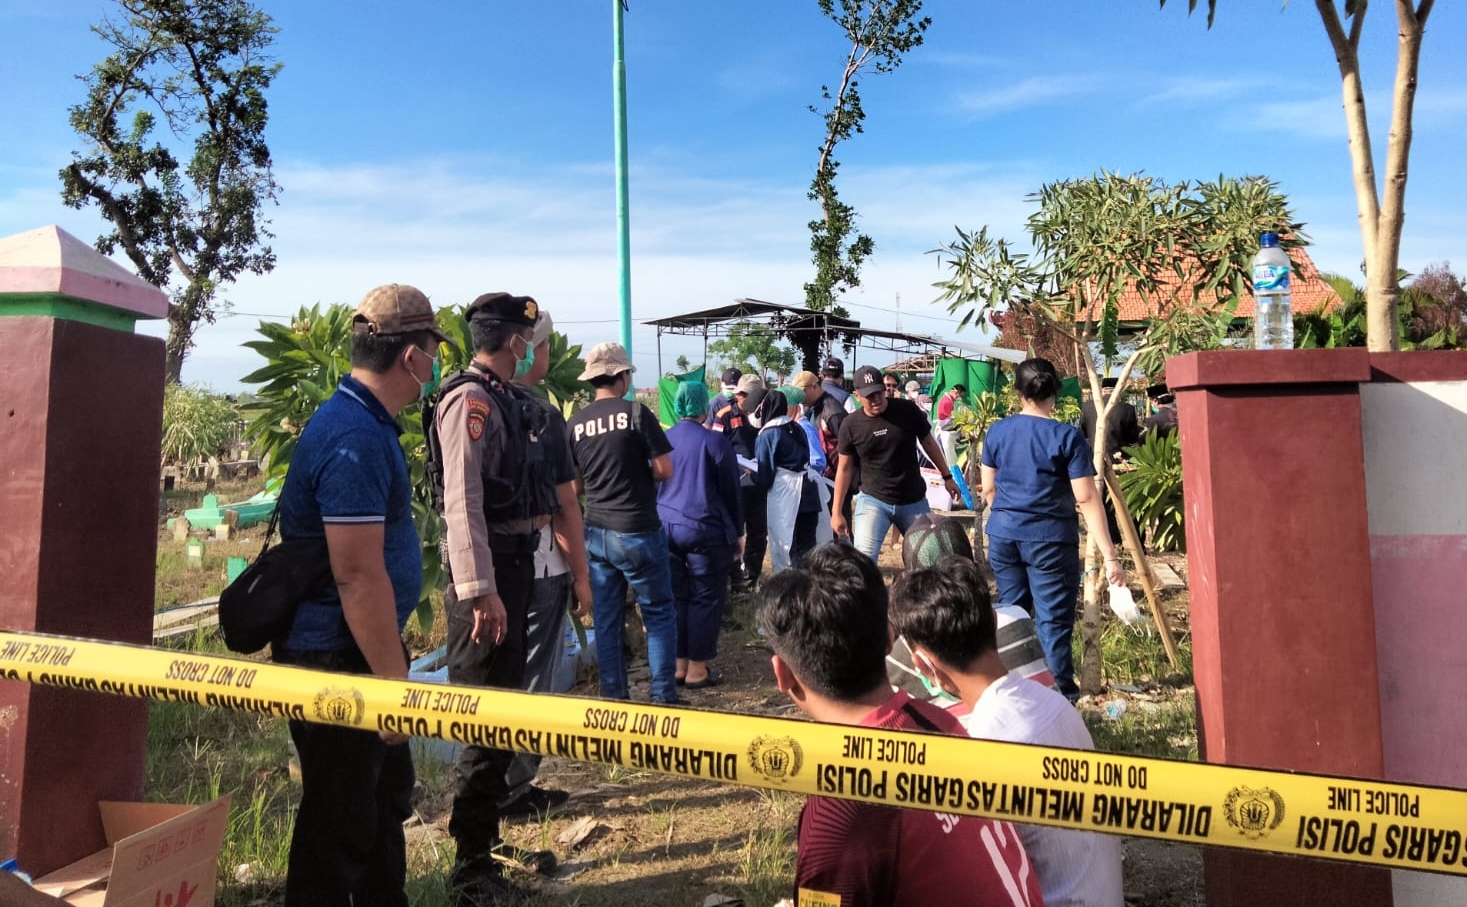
[961,672,1125,907]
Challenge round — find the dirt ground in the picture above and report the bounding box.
[401,543,1205,907]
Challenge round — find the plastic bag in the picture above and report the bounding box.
[1107,584,1143,626]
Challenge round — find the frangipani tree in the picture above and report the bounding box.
[1161,0,1438,351]
[932,171,1304,691]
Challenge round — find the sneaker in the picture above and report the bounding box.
[499,785,570,818]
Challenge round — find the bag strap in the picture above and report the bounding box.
[256,500,281,560]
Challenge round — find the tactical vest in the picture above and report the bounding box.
[424,367,558,526]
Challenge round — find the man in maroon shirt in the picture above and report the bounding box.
[757,544,1044,907]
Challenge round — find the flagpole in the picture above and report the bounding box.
[612,0,632,372]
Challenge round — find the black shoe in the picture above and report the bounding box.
[499,785,570,818]
[450,865,520,907]
[497,843,558,876]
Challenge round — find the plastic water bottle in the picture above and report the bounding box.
[1252,232,1293,350]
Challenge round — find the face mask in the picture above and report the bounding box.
[411,348,440,400]
[512,335,535,379]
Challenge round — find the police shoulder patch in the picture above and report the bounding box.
[467,397,490,441]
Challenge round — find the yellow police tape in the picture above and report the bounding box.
[4,629,1466,877]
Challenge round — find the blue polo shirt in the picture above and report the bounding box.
[981,414,1096,544]
[276,375,422,652]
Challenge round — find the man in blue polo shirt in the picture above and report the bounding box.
[272,283,448,907]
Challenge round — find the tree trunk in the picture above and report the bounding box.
[164,310,192,384]
[1315,0,1435,352]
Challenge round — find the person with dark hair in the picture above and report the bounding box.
[981,357,1125,701]
[711,372,766,591]
[657,381,743,689]
[425,291,565,901]
[757,544,1042,907]
[819,356,854,413]
[568,343,681,706]
[748,386,820,571]
[1143,383,1178,438]
[1079,376,1140,543]
[891,556,1125,907]
[273,283,448,907]
[705,366,743,427]
[833,365,959,562]
[935,382,968,467]
[497,307,593,823]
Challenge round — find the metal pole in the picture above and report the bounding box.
[613,0,632,368]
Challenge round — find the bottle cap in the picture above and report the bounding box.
[1260,232,1280,247]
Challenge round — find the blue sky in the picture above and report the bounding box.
[2,1,1464,390]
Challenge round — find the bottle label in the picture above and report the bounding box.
[1253,264,1290,293]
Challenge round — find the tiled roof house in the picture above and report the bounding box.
[1071,245,1341,327]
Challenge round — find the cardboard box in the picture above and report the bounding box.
[32,797,230,907]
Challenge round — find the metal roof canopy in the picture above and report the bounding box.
[645,297,1025,374]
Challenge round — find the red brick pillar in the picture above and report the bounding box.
[1169,349,1392,907]
[0,226,167,874]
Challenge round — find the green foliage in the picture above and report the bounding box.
[239,305,354,473]
[161,383,239,464]
[1298,268,1465,350]
[708,320,797,381]
[805,0,929,313]
[1117,432,1186,553]
[1296,273,1367,348]
[932,172,1301,396]
[61,0,281,381]
[240,303,588,626]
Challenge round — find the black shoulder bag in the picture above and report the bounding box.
[218,505,334,654]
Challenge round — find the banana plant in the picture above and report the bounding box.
[241,303,589,628]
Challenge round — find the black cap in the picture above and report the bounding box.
[1101,376,1120,390]
[951,383,967,394]
[740,386,768,416]
[721,367,743,387]
[822,356,844,377]
[1145,382,1170,400]
[466,292,539,327]
[853,364,884,398]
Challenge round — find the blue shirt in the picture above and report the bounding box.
[981,414,1096,543]
[657,419,744,546]
[277,375,422,651]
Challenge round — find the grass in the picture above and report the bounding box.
[140,493,1200,905]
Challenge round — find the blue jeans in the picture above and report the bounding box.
[585,525,679,703]
[851,493,930,561]
[988,535,1082,700]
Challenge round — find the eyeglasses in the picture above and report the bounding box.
[884,383,899,389]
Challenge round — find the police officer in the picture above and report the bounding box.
[425,291,561,905]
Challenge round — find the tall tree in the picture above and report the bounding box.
[61,0,282,382]
[1161,0,1437,351]
[805,0,929,314]
[933,171,1301,691]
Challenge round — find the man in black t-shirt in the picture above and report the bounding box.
[833,365,960,562]
[567,342,680,704]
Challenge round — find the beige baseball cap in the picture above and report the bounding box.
[353,284,450,343]
[578,342,635,380]
[791,370,820,391]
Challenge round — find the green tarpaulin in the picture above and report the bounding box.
[657,364,706,427]
[927,358,1003,419]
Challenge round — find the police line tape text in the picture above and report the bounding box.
[1326,784,1422,817]
[1297,816,1467,866]
[815,765,1207,838]
[0,640,75,667]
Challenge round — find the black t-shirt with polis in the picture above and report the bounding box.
[568,397,673,533]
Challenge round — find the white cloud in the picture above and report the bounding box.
[1140,76,1261,107]
[953,76,1097,118]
